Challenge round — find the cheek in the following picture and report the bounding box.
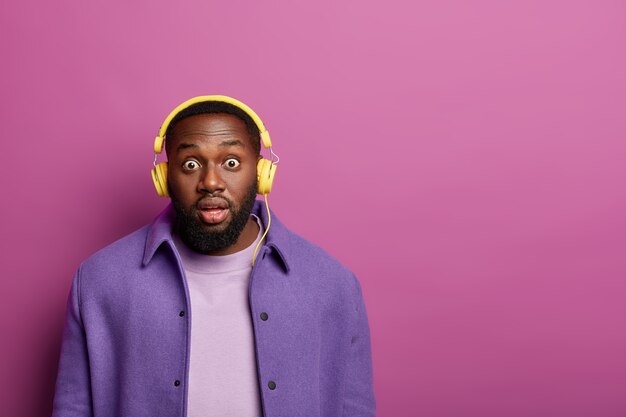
[168,171,198,200]
[224,171,257,199]
[235,168,258,189]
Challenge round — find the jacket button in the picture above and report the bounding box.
[174,380,181,387]
[260,312,269,321]
[179,311,185,317]
[268,380,276,390]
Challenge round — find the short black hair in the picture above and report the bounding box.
[164,101,261,156]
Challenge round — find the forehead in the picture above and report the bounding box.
[168,113,253,147]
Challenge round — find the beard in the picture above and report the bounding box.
[171,180,258,254]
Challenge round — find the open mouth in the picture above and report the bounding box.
[198,207,229,224]
[197,198,230,225]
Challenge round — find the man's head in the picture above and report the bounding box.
[165,103,262,255]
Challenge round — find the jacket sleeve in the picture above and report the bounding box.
[52,265,93,417]
[342,274,376,417]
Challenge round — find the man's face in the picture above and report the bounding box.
[166,113,259,255]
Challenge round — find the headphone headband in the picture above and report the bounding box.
[154,95,272,154]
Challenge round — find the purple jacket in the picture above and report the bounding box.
[52,201,376,417]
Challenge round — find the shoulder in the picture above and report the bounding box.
[76,224,151,283]
[78,204,176,275]
[284,229,353,276]
[276,226,362,304]
[255,201,357,286]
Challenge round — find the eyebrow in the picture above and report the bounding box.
[218,140,245,148]
[176,143,199,152]
[175,140,245,153]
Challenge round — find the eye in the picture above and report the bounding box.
[182,160,201,171]
[224,158,240,169]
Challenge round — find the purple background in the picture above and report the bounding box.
[2,1,625,416]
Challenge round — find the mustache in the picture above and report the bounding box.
[194,195,233,210]
[196,196,231,210]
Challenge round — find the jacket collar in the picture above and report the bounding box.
[142,200,291,272]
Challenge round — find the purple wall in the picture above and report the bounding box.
[1,1,625,416]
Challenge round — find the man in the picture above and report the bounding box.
[52,95,376,417]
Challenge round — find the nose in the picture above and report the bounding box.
[197,164,225,194]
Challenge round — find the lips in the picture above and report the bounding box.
[197,198,230,225]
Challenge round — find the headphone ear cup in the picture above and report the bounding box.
[151,162,169,197]
[257,158,276,195]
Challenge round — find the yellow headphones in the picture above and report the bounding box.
[151,95,277,197]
